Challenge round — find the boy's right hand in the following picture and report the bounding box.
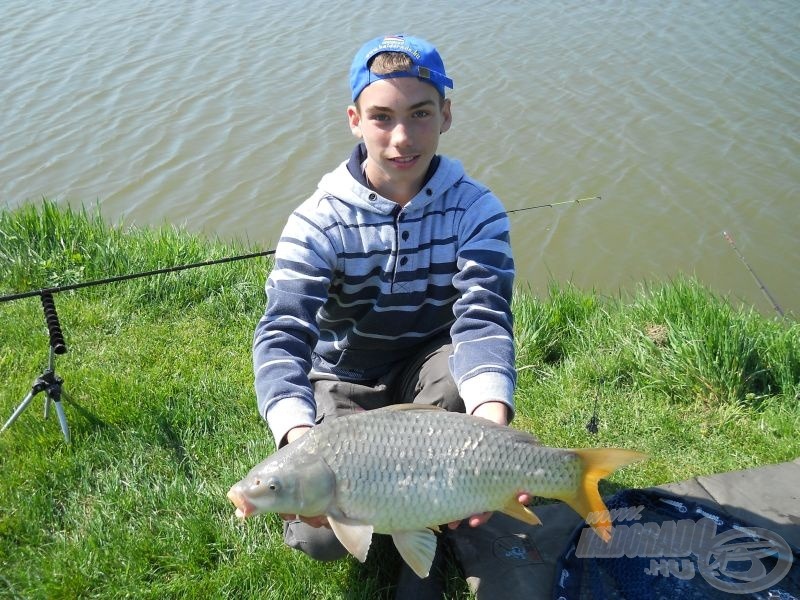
[285,425,312,445]
[281,513,330,528]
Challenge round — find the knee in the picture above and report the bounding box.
[421,372,464,413]
[438,386,465,413]
[284,520,348,562]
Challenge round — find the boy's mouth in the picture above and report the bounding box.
[389,155,420,168]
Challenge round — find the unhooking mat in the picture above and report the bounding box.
[553,488,799,599]
[448,458,799,599]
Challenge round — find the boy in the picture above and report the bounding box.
[252,34,524,594]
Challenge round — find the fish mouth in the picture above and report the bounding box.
[227,487,255,519]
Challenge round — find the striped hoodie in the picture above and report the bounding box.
[254,144,516,444]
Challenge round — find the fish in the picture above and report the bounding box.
[227,404,645,578]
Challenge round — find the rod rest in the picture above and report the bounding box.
[40,292,67,355]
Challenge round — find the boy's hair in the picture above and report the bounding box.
[369,52,413,75]
[356,52,445,109]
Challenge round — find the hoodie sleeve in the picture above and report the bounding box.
[449,184,517,419]
[253,206,337,445]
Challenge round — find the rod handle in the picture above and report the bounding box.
[40,292,67,354]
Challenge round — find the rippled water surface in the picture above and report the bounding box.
[2,1,798,314]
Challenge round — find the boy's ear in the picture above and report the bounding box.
[347,105,362,139]
[440,98,452,135]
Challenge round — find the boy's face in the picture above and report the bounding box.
[347,77,452,203]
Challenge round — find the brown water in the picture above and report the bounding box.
[2,1,798,315]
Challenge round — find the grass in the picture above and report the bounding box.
[1,201,798,599]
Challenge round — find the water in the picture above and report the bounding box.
[2,1,798,315]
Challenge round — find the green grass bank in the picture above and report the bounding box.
[1,202,798,598]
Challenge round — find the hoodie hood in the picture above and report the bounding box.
[317,143,466,215]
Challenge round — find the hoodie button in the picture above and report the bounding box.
[402,231,409,241]
[368,193,377,201]
[425,188,433,196]
[400,257,408,266]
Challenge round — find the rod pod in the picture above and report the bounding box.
[1,293,71,442]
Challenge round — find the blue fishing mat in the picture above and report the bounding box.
[554,488,799,599]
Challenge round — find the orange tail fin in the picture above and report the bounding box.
[562,448,647,542]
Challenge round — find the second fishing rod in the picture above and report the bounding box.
[0,195,602,304]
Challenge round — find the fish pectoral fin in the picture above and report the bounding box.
[500,497,542,526]
[391,529,438,579]
[328,517,374,563]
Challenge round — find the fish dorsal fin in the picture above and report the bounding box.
[381,404,446,413]
[391,529,439,578]
[328,516,374,563]
[500,497,543,526]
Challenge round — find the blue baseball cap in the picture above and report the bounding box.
[349,34,454,102]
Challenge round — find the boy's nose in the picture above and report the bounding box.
[391,123,411,147]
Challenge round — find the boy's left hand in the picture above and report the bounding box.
[471,400,510,426]
[450,492,534,529]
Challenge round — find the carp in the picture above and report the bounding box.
[227,404,645,577]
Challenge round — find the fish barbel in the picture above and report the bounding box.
[227,404,645,577]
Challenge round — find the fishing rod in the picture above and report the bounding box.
[507,195,601,214]
[721,231,785,318]
[0,249,275,303]
[0,195,599,303]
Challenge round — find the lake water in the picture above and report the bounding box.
[2,1,798,316]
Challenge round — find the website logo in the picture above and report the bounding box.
[576,511,794,594]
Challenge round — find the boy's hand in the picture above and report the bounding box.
[449,493,534,529]
[471,400,509,426]
[285,425,312,445]
[281,513,330,528]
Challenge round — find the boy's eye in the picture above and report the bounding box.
[413,110,430,118]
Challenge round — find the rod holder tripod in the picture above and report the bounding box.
[2,292,71,442]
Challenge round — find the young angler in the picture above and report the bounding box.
[252,34,526,594]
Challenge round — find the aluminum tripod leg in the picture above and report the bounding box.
[44,393,71,443]
[1,390,37,433]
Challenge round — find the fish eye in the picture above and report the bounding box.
[266,478,281,493]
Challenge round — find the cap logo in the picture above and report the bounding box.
[376,35,421,59]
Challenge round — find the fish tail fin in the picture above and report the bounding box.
[562,449,647,542]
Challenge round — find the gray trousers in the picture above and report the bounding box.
[283,334,464,562]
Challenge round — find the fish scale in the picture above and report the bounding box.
[228,404,645,578]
